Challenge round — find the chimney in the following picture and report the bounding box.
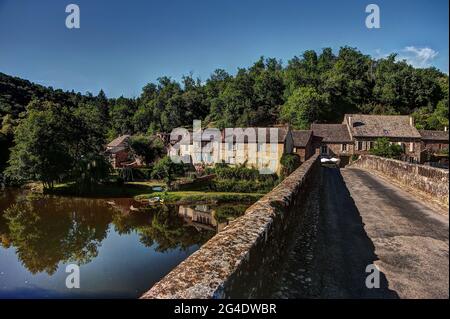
[409,116,414,127]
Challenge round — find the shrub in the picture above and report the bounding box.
[369,137,404,159]
[151,156,185,189]
[280,153,301,177]
[210,178,276,193]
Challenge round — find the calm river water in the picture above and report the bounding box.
[0,188,247,298]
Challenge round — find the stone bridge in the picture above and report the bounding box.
[141,155,449,299]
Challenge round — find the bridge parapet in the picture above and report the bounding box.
[140,154,320,299]
[351,155,449,207]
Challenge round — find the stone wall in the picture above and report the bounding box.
[351,155,449,207]
[141,154,320,299]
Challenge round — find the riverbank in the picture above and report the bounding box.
[46,181,164,198]
[135,191,263,205]
[34,181,264,205]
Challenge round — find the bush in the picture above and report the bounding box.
[280,153,301,177]
[210,178,276,193]
[369,137,404,159]
[151,156,185,189]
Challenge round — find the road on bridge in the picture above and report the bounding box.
[271,167,449,299]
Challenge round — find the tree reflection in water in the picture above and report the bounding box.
[2,197,111,275]
[0,191,248,276]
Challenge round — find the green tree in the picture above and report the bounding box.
[281,87,329,129]
[5,101,73,188]
[369,137,404,159]
[129,135,164,165]
[151,156,184,189]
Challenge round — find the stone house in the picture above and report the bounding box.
[105,135,145,169]
[311,124,354,166]
[418,129,449,165]
[342,114,422,163]
[291,130,315,162]
[168,127,294,175]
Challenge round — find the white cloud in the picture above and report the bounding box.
[400,46,439,67]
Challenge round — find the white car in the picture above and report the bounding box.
[320,156,340,166]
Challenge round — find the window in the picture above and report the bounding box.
[342,144,347,152]
[321,145,328,154]
[409,142,414,152]
[357,141,363,151]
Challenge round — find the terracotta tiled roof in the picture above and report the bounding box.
[291,130,313,147]
[311,124,352,143]
[344,114,421,139]
[419,130,449,141]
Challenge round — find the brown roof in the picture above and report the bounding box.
[291,130,313,147]
[311,124,352,143]
[419,130,449,142]
[107,135,130,147]
[344,114,421,139]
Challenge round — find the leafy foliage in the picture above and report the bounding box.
[369,137,404,159]
[280,153,301,176]
[5,100,109,189]
[151,156,185,189]
[129,135,165,165]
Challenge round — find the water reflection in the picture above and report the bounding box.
[0,189,248,298]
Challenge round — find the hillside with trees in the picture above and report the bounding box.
[1,47,448,180]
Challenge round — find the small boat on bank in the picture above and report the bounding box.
[148,197,161,204]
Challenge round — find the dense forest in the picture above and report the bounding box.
[1,46,449,179]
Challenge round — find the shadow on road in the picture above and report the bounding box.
[315,167,399,298]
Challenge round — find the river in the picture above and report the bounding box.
[0,188,248,298]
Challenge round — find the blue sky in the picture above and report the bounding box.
[0,0,448,97]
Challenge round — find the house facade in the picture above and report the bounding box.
[418,129,449,166]
[105,135,145,169]
[311,124,354,166]
[342,114,422,163]
[168,127,294,175]
[291,130,315,162]
[106,135,132,169]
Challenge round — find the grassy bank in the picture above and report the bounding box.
[135,191,264,204]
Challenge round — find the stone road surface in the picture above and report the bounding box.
[270,167,449,299]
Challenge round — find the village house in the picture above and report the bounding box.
[310,124,354,166]
[168,127,294,175]
[291,130,315,163]
[418,129,449,167]
[342,114,422,163]
[105,135,145,169]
